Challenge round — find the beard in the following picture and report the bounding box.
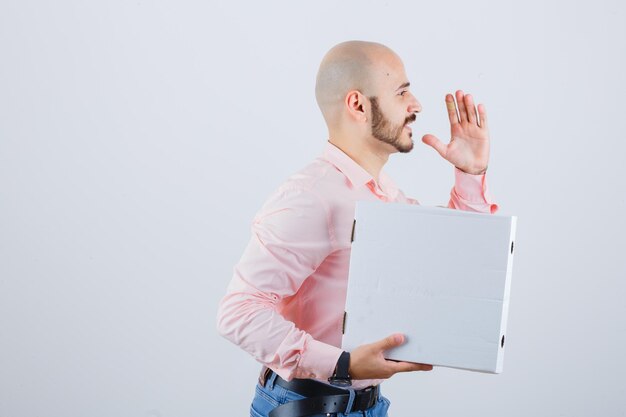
[369,96,416,153]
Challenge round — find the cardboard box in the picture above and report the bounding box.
[342,201,517,373]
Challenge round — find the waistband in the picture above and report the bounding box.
[259,368,379,417]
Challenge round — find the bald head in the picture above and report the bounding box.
[315,40,400,127]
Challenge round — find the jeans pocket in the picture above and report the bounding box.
[250,384,280,417]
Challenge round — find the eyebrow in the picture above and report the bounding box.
[396,82,410,90]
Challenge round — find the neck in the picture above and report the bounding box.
[328,134,391,183]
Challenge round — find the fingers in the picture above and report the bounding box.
[455,90,468,123]
[477,103,488,129]
[453,90,483,127]
[351,335,434,379]
[421,134,447,159]
[445,94,459,125]
[464,94,478,124]
[372,333,405,351]
[389,361,434,373]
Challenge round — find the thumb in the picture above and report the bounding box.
[373,333,405,351]
[422,134,447,159]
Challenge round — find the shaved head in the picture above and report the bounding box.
[315,40,400,127]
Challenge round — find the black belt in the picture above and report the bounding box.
[261,369,379,417]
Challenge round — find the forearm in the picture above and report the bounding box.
[217,275,342,381]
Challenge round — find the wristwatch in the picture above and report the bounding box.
[328,351,352,387]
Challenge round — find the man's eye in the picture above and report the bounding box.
[399,91,407,96]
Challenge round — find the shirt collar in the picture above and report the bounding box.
[322,141,400,199]
[323,141,374,187]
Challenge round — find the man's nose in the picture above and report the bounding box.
[408,94,422,113]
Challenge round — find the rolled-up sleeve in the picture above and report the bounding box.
[216,186,343,381]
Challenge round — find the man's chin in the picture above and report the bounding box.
[395,135,414,153]
[396,141,414,153]
[373,134,413,153]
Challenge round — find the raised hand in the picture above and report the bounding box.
[422,90,490,175]
[349,333,433,380]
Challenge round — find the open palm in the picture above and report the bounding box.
[422,90,490,175]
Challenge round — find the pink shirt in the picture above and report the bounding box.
[217,142,498,389]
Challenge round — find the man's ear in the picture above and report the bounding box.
[345,90,368,123]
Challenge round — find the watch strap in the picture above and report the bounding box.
[328,351,351,386]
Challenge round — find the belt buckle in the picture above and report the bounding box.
[362,385,378,409]
[370,385,380,407]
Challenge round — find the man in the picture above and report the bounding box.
[217,40,497,417]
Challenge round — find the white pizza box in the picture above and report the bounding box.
[342,201,517,373]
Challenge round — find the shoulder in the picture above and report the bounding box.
[251,159,342,249]
[285,157,346,192]
[254,158,333,220]
[263,157,346,206]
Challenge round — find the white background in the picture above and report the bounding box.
[1,1,625,416]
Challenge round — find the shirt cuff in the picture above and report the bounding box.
[453,167,498,214]
[294,338,343,381]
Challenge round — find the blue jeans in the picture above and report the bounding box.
[250,372,391,417]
